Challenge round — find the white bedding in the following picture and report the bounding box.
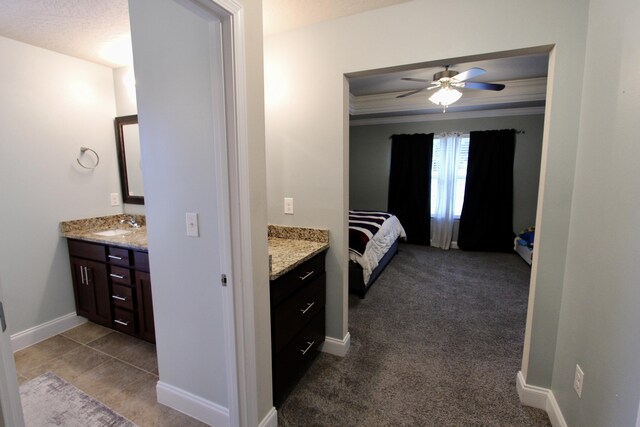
[349,214,406,284]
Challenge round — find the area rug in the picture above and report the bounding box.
[20,372,137,427]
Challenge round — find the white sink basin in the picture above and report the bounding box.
[93,229,133,237]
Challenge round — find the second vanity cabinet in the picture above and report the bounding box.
[270,250,327,406]
[68,239,155,343]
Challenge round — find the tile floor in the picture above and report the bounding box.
[14,322,207,427]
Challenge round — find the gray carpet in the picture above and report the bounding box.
[278,244,551,426]
[20,372,136,427]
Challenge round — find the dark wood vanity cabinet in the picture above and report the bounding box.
[68,239,155,343]
[69,257,111,327]
[270,250,327,406]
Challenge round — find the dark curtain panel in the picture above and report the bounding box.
[387,133,433,245]
[458,129,515,252]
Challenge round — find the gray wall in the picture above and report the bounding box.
[265,0,588,397]
[0,36,121,335]
[550,0,640,424]
[349,114,544,234]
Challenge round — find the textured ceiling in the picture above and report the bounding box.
[0,0,130,68]
[0,0,409,68]
[263,0,411,35]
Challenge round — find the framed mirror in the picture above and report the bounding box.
[114,115,144,205]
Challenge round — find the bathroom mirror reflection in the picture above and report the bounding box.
[115,114,144,205]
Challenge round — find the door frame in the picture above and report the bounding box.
[174,0,259,425]
[0,281,25,427]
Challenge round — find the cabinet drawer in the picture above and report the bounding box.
[113,308,135,335]
[107,246,131,267]
[111,284,134,310]
[109,266,133,285]
[134,251,150,273]
[274,309,325,403]
[270,251,326,306]
[68,240,105,262]
[273,273,325,354]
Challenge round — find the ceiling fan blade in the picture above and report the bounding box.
[401,77,431,83]
[463,81,506,91]
[396,87,428,98]
[453,67,486,82]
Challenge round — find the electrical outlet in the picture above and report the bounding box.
[284,197,294,215]
[574,364,584,398]
[110,193,120,206]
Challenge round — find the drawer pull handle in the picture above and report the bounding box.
[108,255,123,260]
[300,341,315,355]
[300,302,315,314]
[114,319,129,326]
[112,295,127,301]
[299,271,314,281]
[110,273,125,279]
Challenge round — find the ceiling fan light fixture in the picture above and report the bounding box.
[428,86,462,108]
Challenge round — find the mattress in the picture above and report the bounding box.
[349,210,406,284]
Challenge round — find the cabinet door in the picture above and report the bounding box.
[85,260,111,326]
[135,271,155,343]
[70,258,95,319]
[70,257,111,327]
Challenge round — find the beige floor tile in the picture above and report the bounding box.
[87,331,145,358]
[13,335,80,375]
[158,408,210,427]
[21,345,111,382]
[116,340,158,375]
[72,358,149,403]
[103,373,167,426]
[61,321,113,345]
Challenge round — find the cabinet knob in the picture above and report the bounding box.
[110,273,125,279]
[112,295,127,301]
[114,319,129,326]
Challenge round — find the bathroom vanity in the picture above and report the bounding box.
[61,215,155,343]
[268,225,329,406]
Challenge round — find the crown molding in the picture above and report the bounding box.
[350,106,545,126]
[349,77,547,117]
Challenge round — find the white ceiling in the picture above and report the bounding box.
[0,0,547,119]
[0,0,131,68]
[0,0,408,67]
[263,0,411,35]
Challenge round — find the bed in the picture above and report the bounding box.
[514,227,534,266]
[348,210,406,298]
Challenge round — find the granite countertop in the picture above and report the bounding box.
[60,214,148,250]
[268,225,329,280]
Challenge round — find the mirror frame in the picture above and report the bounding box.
[114,114,144,205]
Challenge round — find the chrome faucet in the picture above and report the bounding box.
[120,215,141,229]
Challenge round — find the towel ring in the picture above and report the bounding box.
[77,147,100,169]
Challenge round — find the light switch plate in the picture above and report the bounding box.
[110,193,120,206]
[186,212,199,237]
[284,197,294,215]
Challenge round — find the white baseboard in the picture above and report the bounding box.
[320,332,350,357]
[11,312,87,353]
[258,407,277,427]
[517,371,567,427]
[451,241,459,249]
[157,381,229,427]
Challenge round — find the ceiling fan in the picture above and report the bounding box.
[397,66,506,111]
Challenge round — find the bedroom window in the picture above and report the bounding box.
[431,134,470,217]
